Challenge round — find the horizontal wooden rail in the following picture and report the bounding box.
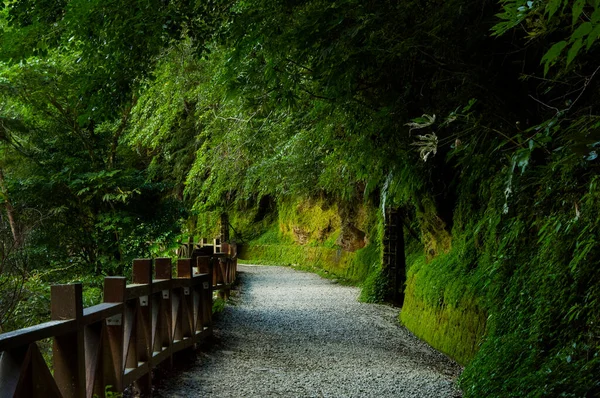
[0,240,237,398]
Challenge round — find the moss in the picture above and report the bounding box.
[194,211,221,239]
[277,198,341,244]
[359,267,389,303]
[416,196,452,260]
[239,198,384,289]
[239,243,364,282]
[400,274,486,365]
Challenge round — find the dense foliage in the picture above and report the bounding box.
[2,0,600,395]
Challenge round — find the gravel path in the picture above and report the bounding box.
[156,265,463,397]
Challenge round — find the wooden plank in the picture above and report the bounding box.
[177,259,193,279]
[134,275,152,396]
[201,275,213,329]
[157,289,172,367]
[196,256,211,274]
[125,284,151,300]
[14,343,63,398]
[170,338,193,354]
[193,287,202,332]
[181,283,194,341]
[102,323,122,395]
[150,346,172,367]
[103,277,125,392]
[51,283,83,321]
[132,259,152,284]
[155,258,172,280]
[81,303,122,325]
[212,283,234,292]
[104,277,126,303]
[52,283,86,398]
[171,278,189,289]
[123,302,137,371]
[195,327,212,341]
[84,323,103,398]
[151,279,171,292]
[221,242,230,255]
[151,294,160,356]
[0,320,75,351]
[0,345,27,397]
[171,289,182,342]
[122,362,149,387]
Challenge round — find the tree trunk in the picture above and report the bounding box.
[0,167,21,248]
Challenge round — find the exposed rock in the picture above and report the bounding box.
[292,226,309,244]
[336,223,366,252]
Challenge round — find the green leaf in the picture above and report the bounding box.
[567,39,584,65]
[572,0,586,25]
[591,8,600,23]
[541,40,567,72]
[571,22,592,41]
[462,98,478,113]
[586,24,600,50]
[546,0,563,19]
[513,148,531,174]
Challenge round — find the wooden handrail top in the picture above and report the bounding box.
[125,284,151,300]
[82,303,122,325]
[0,303,124,351]
[0,319,74,351]
[150,279,171,291]
[124,273,212,300]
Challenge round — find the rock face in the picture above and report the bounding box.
[336,223,366,252]
[292,226,309,244]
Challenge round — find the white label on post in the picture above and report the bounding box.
[184,287,190,295]
[203,282,210,290]
[162,290,169,299]
[140,295,148,307]
[106,314,122,326]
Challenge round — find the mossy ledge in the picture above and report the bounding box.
[238,243,366,283]
[400,274,486,365]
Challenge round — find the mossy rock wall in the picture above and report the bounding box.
[232,196,488,366]
[400,274,487,365]
[238,243,369,282]
[238,197,381,283]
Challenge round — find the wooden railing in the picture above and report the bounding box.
[0,241,237,398]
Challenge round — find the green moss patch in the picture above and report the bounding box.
[400,274,486,365]
[239,243,370,283]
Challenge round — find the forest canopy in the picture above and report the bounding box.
[1,0,600,396]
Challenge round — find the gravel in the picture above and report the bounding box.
[155,265,463,398]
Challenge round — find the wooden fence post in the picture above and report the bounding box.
[220,243,230,300]
[103,277,126,394]
[175,259,193,345]
[154,258,173,368]
[52,283,85,398]
[197,257,213,329]
[132,259,153,396]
